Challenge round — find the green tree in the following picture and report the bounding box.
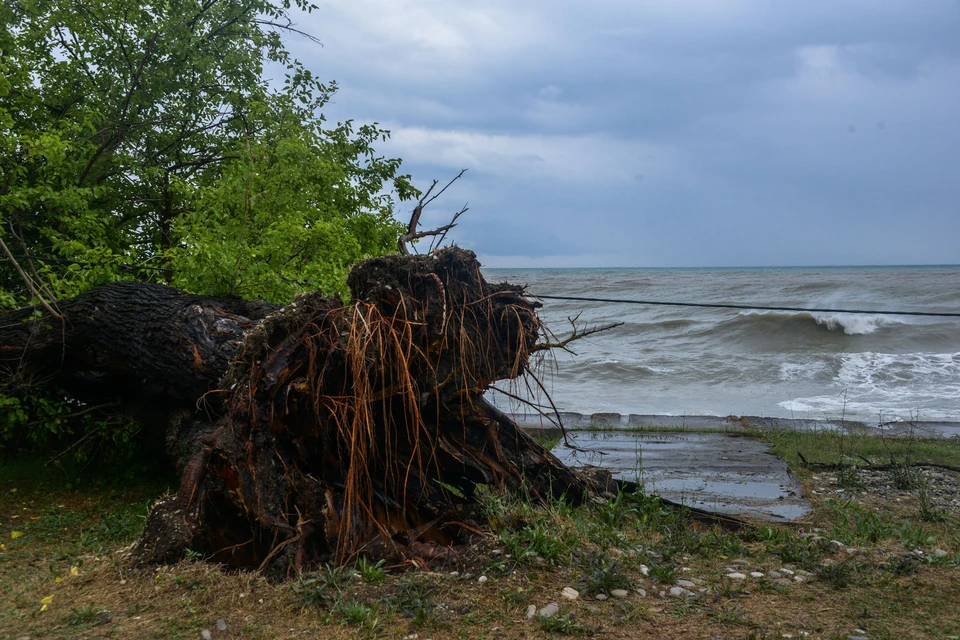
[0,0,414,307]
[0,0,416,456]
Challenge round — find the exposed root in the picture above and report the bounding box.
[137,247,586,572]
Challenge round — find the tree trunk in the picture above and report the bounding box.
[1,248,586,572]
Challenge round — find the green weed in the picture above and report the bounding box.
[356,556,387,584]
[896,521,936,549]
[67,604,111,626]
[574,552,633,595]
[537,613,589,636]
[648,562,677,584]
[389,575,440,629]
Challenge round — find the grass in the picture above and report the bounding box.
[1,426,959,639]
[759,425,960,469]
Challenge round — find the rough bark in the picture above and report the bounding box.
[1,248,586,572]
[0,281,276,406]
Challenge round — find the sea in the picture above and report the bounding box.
[482,265,960,424]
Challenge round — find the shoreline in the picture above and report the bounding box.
[509,411,960,439]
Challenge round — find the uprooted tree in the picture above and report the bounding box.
[0,246,591,573]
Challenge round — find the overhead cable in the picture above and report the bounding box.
[534,294,960,318]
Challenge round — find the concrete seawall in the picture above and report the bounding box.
[509,412,960,439]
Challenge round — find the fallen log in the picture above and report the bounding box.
[1,247,587,572]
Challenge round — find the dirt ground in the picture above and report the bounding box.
[2,435,959,639]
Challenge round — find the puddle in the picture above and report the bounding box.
[551,431,812,522]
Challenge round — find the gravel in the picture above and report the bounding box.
[812,467,960,514]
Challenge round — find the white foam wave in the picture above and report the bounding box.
[838,351,960,387]
[779,361,830,382]
[812,314,886,335]
[737,310,901,335]
[779,351,960,421]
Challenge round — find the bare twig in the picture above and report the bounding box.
[429,203,469,252]
[0,235,63,320]
[532,313,623,354]
[398,170,468,255]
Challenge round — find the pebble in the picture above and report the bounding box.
[636,588,647,597]
[216,620,227,632]
[731,559,751,566]
[750,572,764,578]
[525,604,536,620]
[669,586,695,597]
[933,549,948,558]
[478,575,488,584]
[675,580,696,588]
[726,572,746,579]
[561,587,579,600]
[584,604,600,612]
[854,630,867,635]
[768,571,783,579]
[830,540,845,549]
[773,578,793,586]
[610,589,629,599]
[780,568,795,576]
[794,575,805,583]
[538,603,559,618]
[639,564,650,576]
[200,631,212,640]
[595,594,607,601]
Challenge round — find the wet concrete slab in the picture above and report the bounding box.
[549,430,812,523]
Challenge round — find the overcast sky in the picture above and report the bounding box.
[281,1,960,267]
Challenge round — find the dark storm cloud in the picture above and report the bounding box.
[280,0,960,266]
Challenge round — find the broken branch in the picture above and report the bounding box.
[398,169,468,255]
[533,313,624,354]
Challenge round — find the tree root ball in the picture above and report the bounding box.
[136,248,586,573]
